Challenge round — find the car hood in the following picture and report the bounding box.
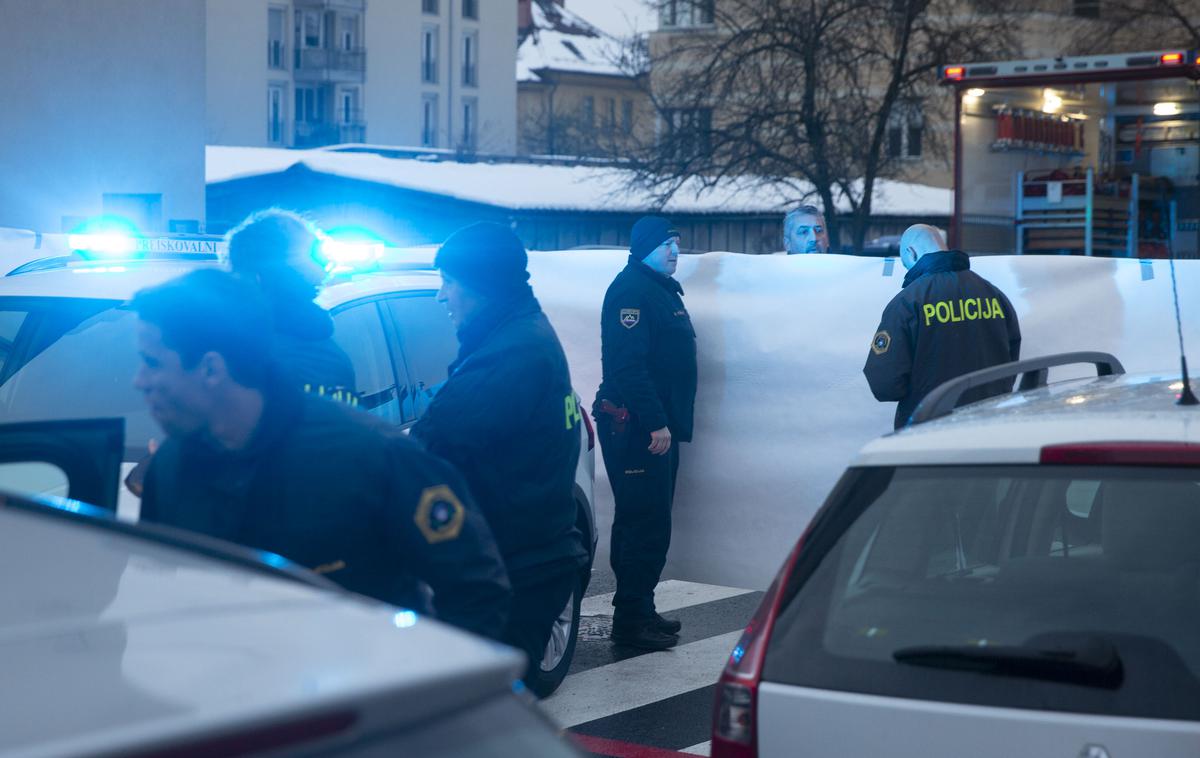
[0,508,522,757]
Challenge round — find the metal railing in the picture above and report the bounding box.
[295,47,366,74]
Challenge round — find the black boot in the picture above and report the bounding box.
[611,618,679,650]
[652,612,682,635]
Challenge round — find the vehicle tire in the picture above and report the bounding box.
[527,573,583,699]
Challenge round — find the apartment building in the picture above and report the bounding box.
[517,0,653,157]
[0,0,207,233]
[206,0,516,153]
[645,0,1137,190]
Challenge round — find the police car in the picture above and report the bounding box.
[0,486,580,757]
[712,352,1200,758]
[0,231,597,699]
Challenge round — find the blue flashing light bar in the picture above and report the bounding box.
[67,232,138,258]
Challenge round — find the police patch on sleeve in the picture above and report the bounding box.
[871,330,891,355]
[415,485,465,544]
[619,308,640,329]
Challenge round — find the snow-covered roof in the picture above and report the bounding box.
[206,145,952,217]
[517,0,634,83]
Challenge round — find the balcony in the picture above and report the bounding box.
[294,47,366,82]
[294,119,366,148]
[293,0,365,10]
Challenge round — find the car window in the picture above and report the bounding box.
[0,461,69,500]
[0,299,154,455]
[331,302,401,423]
[382,294,457,422]
[0,309,28,367]
[765,465,1200,721]
[335,693,579,757]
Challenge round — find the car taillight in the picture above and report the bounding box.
[1161,51,1185,65]
[944,65,965,81]
[711,532,808,758]
[1040,441,1200,466]
[582,408,595,451]
[130,711,356,758]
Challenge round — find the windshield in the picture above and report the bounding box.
[765,465,1200,720]
[0,298,154,457]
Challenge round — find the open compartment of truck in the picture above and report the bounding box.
[941,50,1200,258]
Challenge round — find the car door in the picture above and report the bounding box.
[0,417,124,512]
[330,299,405,424]
[380,292,457,423]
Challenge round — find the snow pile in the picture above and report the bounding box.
[527,251,1200,588]
[207,145,953,217]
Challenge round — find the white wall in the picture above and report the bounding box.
[206,0,271,147]
[528,250,1200,589]
[364,0,422,146]
[0,0,206,232]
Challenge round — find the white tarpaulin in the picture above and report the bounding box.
[525,251,1200,589]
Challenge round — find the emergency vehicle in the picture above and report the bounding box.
[941,49,1200,258]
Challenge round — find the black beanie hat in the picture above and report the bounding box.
[630,215,681,261]
[434,222,530,297]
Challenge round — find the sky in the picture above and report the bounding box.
[567,0,658,37]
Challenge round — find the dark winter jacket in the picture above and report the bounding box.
[409,286,587,585]
[270,295,357,403]
[594,257,698,441]
[140,381,511,639]
[864,250,1022,429]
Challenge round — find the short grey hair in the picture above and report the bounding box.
[783,205,826,238]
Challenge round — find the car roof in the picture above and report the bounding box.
[0,495,520,757]
[854,372,1200,467]
[0,260,439,305]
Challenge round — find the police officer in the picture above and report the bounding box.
[783,205,830,254]
[226,208,356,402]
[864,224,1022,429]
[594,216,698,650]
[132,269,511,639]
[409,223,587,691]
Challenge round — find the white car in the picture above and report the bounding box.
[0,238,597,698]
[0,484,580,757]
[712,352,1200,758]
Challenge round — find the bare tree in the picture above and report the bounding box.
[1066,0,1200,53]
[622,0,1026,250]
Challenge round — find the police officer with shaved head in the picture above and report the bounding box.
[864,224,1021,429]
[594,216,698,650]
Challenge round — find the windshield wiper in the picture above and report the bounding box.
[893,633,1124,689]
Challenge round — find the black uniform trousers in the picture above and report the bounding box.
[501,565,579,678]
[598,417,680,621]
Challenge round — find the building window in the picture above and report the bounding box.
[296,86,326,123]
[299,9,321,47]
[268,84,285,144]
[663,107,712,159]
[887,100,923,159]
[422,0,438,14]
[268,7,286,69]
[605,97,617,130]
[339,14,358,51]
[462,31,478,87]
[422,94,439,147]
[582,96,595,130]
[462,0,478,19]
[461,97,478,150]
[422,26,438,83]
[660,0,715,28]
[622,99,634,134]
[1073,0,1100,17]
[340,88,359,124]
[103,193,163,232]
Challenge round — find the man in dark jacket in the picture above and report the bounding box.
[133,269,511,639]
[864,224,1022,429]
[409,222,588,687]
[226,209,357,403]
[593,216,698,650]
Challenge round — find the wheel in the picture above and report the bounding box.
[526,574,583,698]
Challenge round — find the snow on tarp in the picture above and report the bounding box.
[206,145,952,217]
[526,251,1200,589]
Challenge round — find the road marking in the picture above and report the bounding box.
[573,734,706,758]
[582,580,753,617]
[680,741,711,756]
[542,630,740,728]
